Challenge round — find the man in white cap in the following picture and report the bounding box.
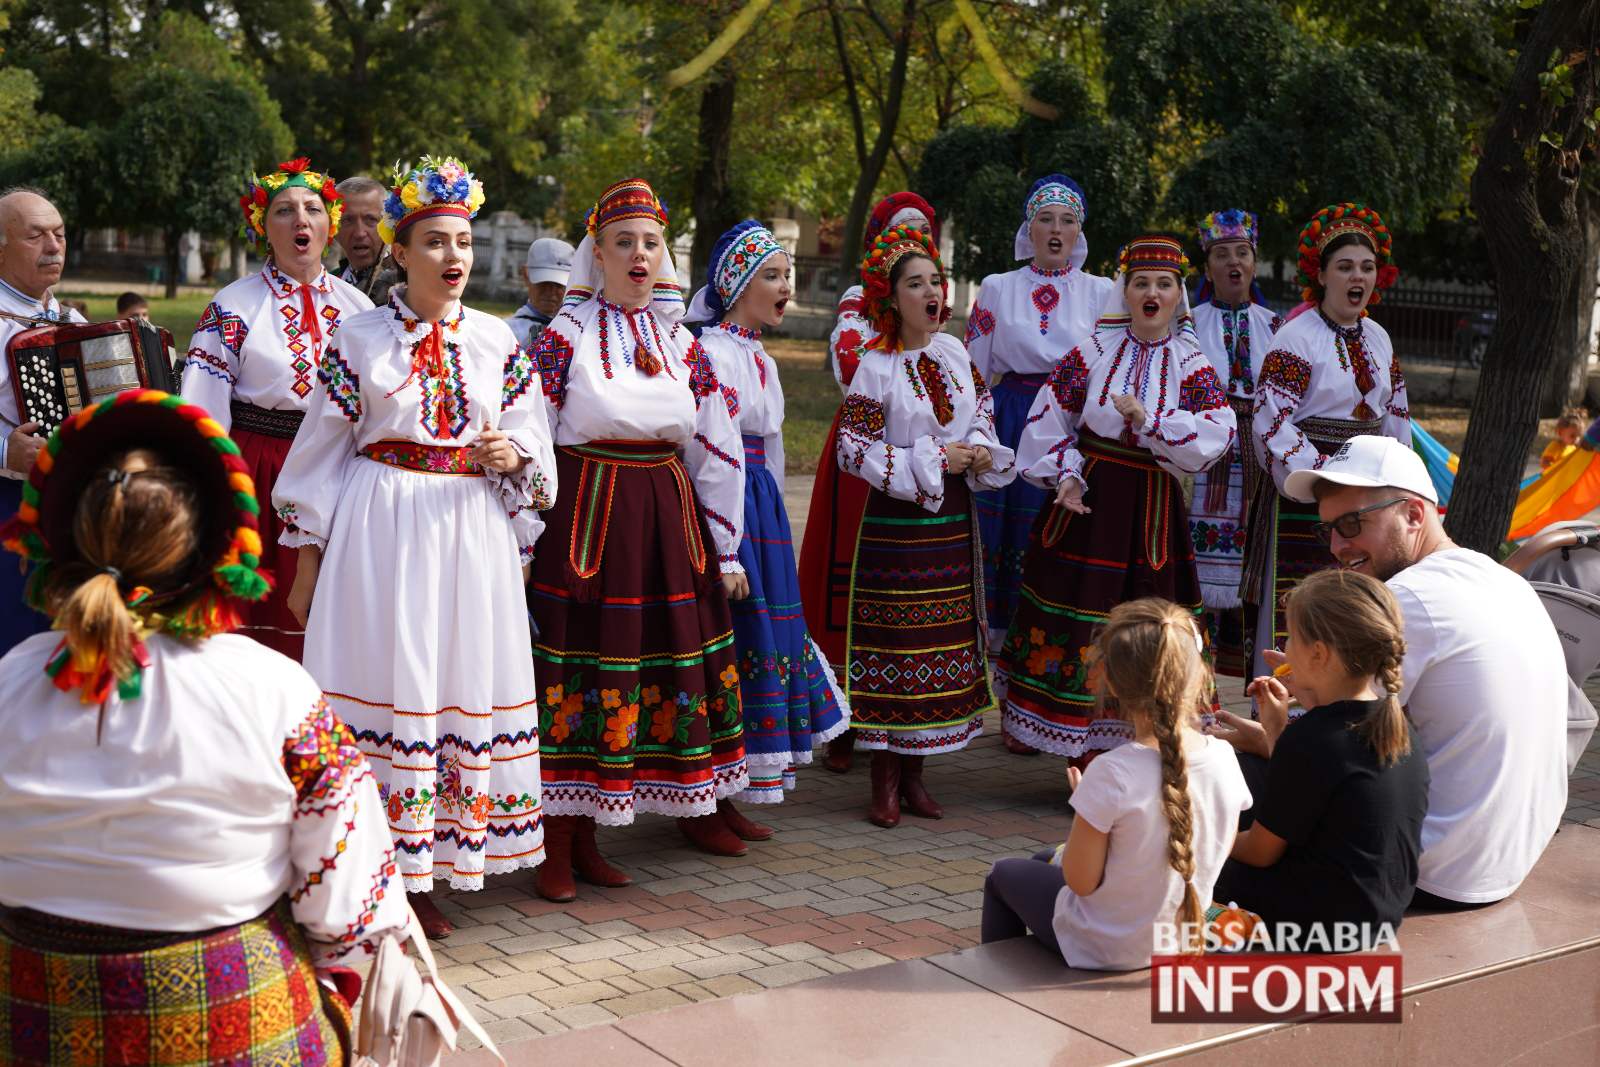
[508,236,574,348]
[1271,435,1567,908]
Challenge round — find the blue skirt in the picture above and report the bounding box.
[732,435,849,801]
[0,479,49,656]
[974,372,1050,645]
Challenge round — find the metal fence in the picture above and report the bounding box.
[1259,277,1497,367]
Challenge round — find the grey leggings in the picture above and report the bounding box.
[981,850,1065,958]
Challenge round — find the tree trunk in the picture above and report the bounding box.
[835,0,919,279]
[1446,0,1599,553]
[1542,195,1600,414]
[164,226,180,300]
[689,68,739,286]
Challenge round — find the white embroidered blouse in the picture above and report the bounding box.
[1252,310,1411,500]
[1191,299,1282,402]
[530,296,747,573]
[964,264,1114,380]
[1015,325,1237,489]
[836,331,1017,511]
[271,291,557,561]
[180,262,374,433]
[0,632,409,964]
[829,286,873,393]
[697,322,785,485]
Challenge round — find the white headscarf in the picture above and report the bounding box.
[1013,177,1089,269]
[563,232,686,323]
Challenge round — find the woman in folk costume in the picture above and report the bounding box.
[838,224,1016,828]
[1186,209,1282,677]
[527,178,751,902]
[686,221,849,827]
[273,157,555,939]
[180,158,373,660]
[965,174,1114,755]
[998,235,1235,764]
[1245,203,1409,680]
[799,191,939,775]
[0,391,407,1064]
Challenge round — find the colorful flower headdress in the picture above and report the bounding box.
[860,223,948,352]
[239,157,343,248]
[586,178,669,240]
[1,391,272,704]
[1118,234,1190,276]
[379,155,486,245]
[687,220,786,323]
[1296,202,1398,306]
[865,192,939,251]
[1198,209,1259,252]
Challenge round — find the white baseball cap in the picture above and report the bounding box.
[525,237,575,286]
[1283,434,1438,505]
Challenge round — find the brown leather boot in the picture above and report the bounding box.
[717,798,775,841]
[898,754,944,819]
[678,811,748,856]
[572,815,632,888]
[409,891,455,939]
[824,729,856,773]
[868,751,902,828]
[534,814,577,902]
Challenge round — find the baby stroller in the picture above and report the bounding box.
[1506,520,1600,773]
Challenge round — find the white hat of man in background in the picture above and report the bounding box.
[1284,434,1439,505]
[526,237,575,287]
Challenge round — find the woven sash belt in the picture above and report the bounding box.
[230,399,305,440]
[362,440,482,476]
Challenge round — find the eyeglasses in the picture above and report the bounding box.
[1312,497,1408,544]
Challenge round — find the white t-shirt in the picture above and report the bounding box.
[1388,547,1569,903]
[1053,734,1251,970]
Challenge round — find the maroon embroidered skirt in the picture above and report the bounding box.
[529,440,749,824]
[234,426,303,661]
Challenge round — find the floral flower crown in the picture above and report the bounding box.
[1198,209,1259,252]
[239,157,343,248]
[1296,202,1398,307]
[379,155,486,245]
[860,223,948,352]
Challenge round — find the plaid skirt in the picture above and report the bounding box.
[998,433,1205,762]
[529,440,749,824]
[0,899,346,1067]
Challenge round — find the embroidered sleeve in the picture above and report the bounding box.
[829,295,872,391]
[490,330,560,555]
[284,698,408,966]
[178,301,247,433]
[532,317,577,410]
[1383,349,1411,445]
[271,349,361,549]
[1015,347,1088,490]
[835,361,948,511]
[1252,347,1318,492]
[962,355,1016,492]
[1133,359,1236,477]
[963,275,1001,380]
[681,336,746,573]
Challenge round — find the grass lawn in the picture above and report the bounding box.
[766,337,836,475]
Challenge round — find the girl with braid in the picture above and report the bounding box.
[1211,569,1428,938]
[980,599,1249,968]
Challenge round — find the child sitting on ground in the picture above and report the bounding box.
[1542,410,1586,471]
[1209,568,1429,941]
[980,599,1251,969]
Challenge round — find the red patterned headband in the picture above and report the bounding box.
[1119,235,1190,276]
[587,178,669,238]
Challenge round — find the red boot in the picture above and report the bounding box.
[869,751,902,828]
[898,754,944,819]
[572,815,632,888]
[535,815,577,902]
[718,798,774,841]
[678,811,748,856]
[1001,723,1041,756]
[824,729,856,773]
[409,891,454,939]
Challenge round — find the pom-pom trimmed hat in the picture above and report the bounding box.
[1015,173,1089,268]
[378,155,487,246]
[239,157,343,248]
[864,192,940,250]
[1296,202,1398,306]
[859,223,949,352]
[687,219,788,323]
[1,390,272,701]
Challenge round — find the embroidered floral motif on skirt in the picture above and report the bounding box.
[0,899,346,1067]
[999,432,1208,764]
[730,435,850,802]
[846,476,992,755]
[531,441,750,824]
[974,371,1051,649]
[797,407,871,670]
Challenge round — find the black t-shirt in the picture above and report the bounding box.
[1254,699,1430,928]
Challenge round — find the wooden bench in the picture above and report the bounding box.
[457,822,1600,1065]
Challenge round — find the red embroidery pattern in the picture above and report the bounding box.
[1177,366,1228,412]
[841,393,886,437]
[1048,348,1091,414]
[1257,349,1313,401]
[918,354,954,426]
[533,324,575,407]
[965,306,996,344]
[1030,284,1060,336]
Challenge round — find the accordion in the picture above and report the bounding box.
[7,318,178,435]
